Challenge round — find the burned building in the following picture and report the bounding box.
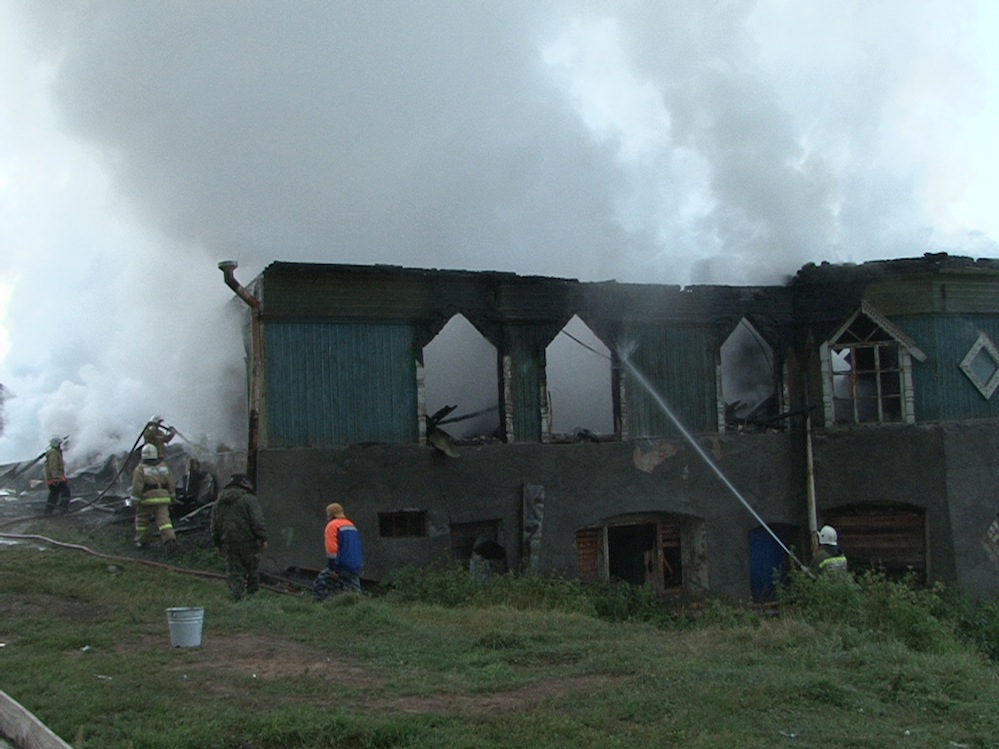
[220,253,999,600]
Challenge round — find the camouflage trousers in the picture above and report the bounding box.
[224,543,261,601]
[313,567,361,601]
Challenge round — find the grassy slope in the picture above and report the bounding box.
[0,544,997,749]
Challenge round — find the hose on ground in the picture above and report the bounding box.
[0,531,304,597]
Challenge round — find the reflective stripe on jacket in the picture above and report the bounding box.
[819,554,848,573]
[131,462,175,504]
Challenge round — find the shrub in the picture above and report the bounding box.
[472,571,597,616]
[381,563,478,606]
[778,568,962,655]
[930,584,999,662]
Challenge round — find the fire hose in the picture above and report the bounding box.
[0,532,305,597]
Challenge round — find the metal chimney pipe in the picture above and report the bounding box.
[219,260,260,311]
[218,260,262,487]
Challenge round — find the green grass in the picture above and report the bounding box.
[1,532,998,748]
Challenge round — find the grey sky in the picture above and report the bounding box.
[0,0,994,461]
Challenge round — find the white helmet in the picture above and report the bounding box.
[818,525,838,545]
[141,443,159,461]
[49,436,62,448]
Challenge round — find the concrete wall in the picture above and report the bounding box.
[255,430,806,600]
[809,425,954,580]
[942,420,999,597]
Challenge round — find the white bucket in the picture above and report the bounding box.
[166,607,204,647]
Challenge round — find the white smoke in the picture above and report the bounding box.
[0,0,995,462]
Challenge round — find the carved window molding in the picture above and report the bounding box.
[959,332,999,400]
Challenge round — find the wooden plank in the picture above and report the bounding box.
[575,528,601,583]
[0,692,73,749]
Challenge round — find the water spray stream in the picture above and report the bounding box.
[618,346,808,571]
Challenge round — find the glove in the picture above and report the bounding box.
[125,497,134,508]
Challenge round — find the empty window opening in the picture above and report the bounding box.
[576,514,706,598]
[423,314,500,441]
[546,315,614,439]
[721,319,778,431]
[825,505,926,584]
[378,510,428,538]
[451,519,506,572]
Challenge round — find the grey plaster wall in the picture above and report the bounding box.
[255,431,806,599]
[809,425,957,583]
[942,420,999,598]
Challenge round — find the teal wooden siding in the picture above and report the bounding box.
[508,332,543,442]
[264,322,418,447]
[896,315,999,421]
[626,324,717,438]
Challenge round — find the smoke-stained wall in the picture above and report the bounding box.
[257,432,804,600]
[243,256,999,600]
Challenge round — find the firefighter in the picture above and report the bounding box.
[130,443,178,553]
[43,436,71,515]
[810,525,848,575]
[211,474,269,601]
[142,415,176,461]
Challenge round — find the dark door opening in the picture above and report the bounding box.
[606,519,684,594]
[607,523,656,585]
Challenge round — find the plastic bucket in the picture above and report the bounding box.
[166,607,204,647]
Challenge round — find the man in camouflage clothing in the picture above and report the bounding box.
[211,474,269,601]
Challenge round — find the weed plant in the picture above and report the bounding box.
[2,544,998,748]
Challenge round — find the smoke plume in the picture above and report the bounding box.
[0,0,992,462]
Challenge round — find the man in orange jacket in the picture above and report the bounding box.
[313,502,364,601]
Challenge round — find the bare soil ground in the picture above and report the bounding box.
[154,631,620,715]
[1,486,625,718]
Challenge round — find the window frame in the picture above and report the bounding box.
[820,302,926,426]
[378,510,428,538]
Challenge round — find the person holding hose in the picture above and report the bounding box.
[130,443,178,553]
[810,525,848,575]
[142,415,176,460]
[43,436,71,515]
[313,502,363,601]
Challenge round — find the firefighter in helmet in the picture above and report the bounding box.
[810,525,848,575]
[130,443,178,553]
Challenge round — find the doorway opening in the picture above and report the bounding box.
[576,513,707,597]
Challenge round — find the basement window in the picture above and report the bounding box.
[378,510,428,538]
[820,302,926,426]
[451,519,505,569]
